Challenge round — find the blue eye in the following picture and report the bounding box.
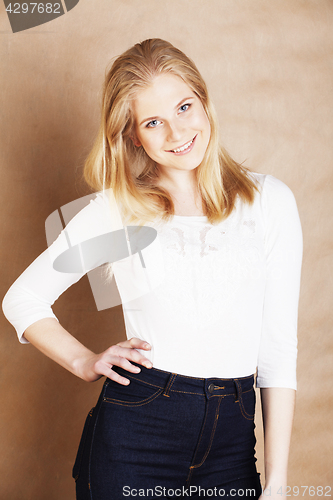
[146,119,161,128]
[179,103,191,112]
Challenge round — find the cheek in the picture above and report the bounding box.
[140,135,163,159]
[145,137,159,155]
[202,111,211,132]
[196,111,211,152]
[193,109,211,134]
[205,118,211,141]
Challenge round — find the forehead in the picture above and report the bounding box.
[132,73,196,122]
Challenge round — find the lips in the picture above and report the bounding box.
[167,135,197,155]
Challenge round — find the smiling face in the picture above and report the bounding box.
[131,73,211,178]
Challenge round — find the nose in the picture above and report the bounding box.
[166,120,184,143]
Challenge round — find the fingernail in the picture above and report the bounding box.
[144,361,153,369]
[134,366,141,372]
[144,343,151,349]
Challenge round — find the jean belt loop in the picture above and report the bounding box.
[234,379,241,403]
[162,372,177,398]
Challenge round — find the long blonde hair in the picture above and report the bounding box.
[84,38,258,224]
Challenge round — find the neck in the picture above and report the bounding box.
[156,166,198,194]
[156,167,204,216]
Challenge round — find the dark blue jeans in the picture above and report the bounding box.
[73,363,262,499]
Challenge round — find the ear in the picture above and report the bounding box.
[130,133,142,148]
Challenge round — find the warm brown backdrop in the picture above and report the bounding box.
[1,1,332,498]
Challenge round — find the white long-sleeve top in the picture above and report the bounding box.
[2,173,303,389]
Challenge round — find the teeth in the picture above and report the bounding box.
[172,138,194,153]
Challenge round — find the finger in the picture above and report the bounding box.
[108,344,153,369]
[98,367,131,386]
[93,359,135,385]
[112,356,144,373]
[116,337,151,350]
[108,370,131,386]
[112,355,153,376]
[118,348,153,369]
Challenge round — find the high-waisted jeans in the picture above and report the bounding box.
[73,363,262,499]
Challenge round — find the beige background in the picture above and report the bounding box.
[0,0,332,498]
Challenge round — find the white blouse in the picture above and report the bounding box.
[2,173,303,389]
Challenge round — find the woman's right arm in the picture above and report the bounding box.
[24,318,152,384]
[2,191,152,384]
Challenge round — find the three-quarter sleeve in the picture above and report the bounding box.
[2,191,116,343]
[256,175,303,390]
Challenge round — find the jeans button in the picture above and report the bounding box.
[208,383,215,394]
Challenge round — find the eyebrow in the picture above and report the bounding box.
[138,97,194,126]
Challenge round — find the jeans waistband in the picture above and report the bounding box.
[111,362,255,399]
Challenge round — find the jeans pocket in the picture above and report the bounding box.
[102,377,163,407]
[72,407,94,481]
[238,387,255,421]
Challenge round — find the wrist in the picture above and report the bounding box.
[71,349,96,381]
[265,463,287,481]
[264,474,287,493]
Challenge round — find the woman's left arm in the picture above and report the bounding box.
[259,387,296,499]
[256,175,303,499]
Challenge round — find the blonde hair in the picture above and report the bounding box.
[84,38,259,224]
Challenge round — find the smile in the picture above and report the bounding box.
[168,135,197,155]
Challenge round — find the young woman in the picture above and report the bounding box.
[2,39,303,499]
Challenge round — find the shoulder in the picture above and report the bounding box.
[248,174,302,250]
[243,172,302,240]
[52,189,123,246]
[248,172,298,211]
